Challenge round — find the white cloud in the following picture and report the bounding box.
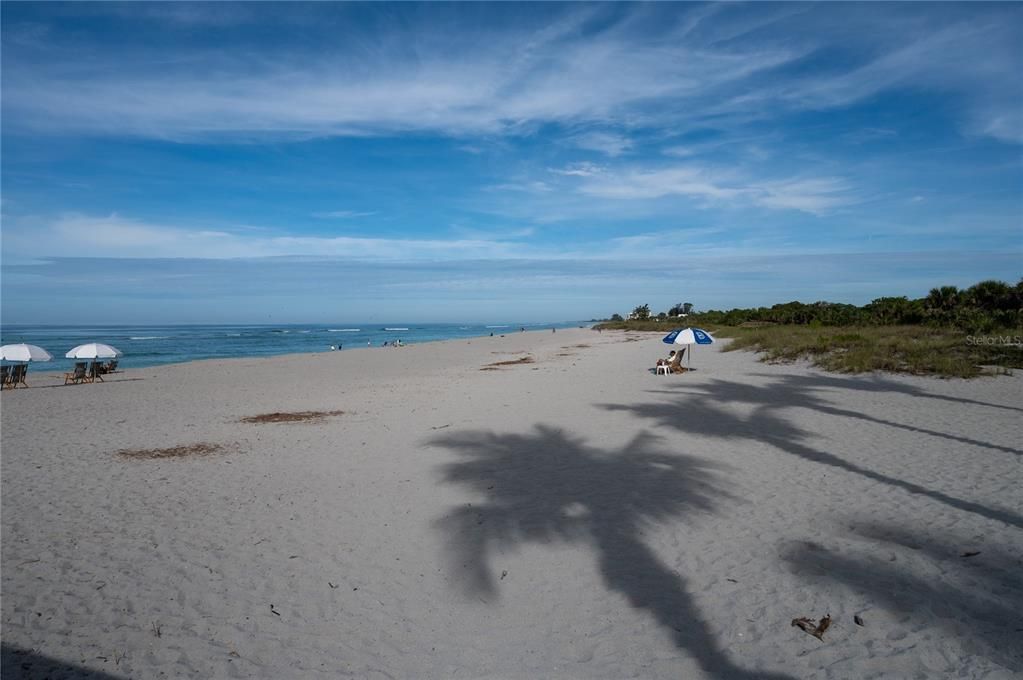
[713,16,1022,144]
[5,6,1016,144]
[571,164,854,215]
[548,162,604,177]
[662,146,696,158]
[1,7,800,140]
[977,109,1023,145]
[485,181,553,193]
[312,210,377,219]
[567,132,633,157]
[3,214,530,261]
[750,177,854,215]
[579,166,743,202]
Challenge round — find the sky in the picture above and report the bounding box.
[1,2,1021,324]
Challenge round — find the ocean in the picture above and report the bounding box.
[0,322,588,373]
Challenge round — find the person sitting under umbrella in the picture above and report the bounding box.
[655,350,677,374]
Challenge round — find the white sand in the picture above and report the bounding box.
[2,329,1021,679]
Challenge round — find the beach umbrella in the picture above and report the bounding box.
[66,343,122,381]
[662,328,714,370]
[65,343,122,359]
[0,344,53,362]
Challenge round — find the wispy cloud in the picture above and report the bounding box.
[1,4,1019,324]
[484,181,553,193]
[548,162,604,177]
[1,6,799,140]
[662,146,696,158]
[4,249,1019,325]
[4,5,1018,143]
[312,210,376,219]
[2,214,529,261]
[578,166,742,202]
[711,14,1022,143]
[571,164,855,215]
[751,177,854,215]
[567,131,632,157]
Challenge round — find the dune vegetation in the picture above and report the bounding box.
[595,279,1022,377]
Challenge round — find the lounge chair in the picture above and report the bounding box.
[65,362,88,385]
[670,348,686,374]
[0,365,10,390]
[9,364,28,388]
[88,361,104,383]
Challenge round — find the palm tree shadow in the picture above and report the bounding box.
[649,376,1021,457]
[433,424,794,680]
[748,372,1023,414]
[601,385,1023,529]
[2,643,128,679]
[780,522,1023,672]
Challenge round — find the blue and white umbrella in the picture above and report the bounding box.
[662,328,714,370]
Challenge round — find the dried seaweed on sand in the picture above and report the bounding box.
[482,356,535,369]
[117,442,228,460]
[239,410,345,424]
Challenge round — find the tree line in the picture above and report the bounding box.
[616,279,1023,331]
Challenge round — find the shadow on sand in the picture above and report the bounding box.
[748,371,1023,414]
[1,644,128,680]
[601,377,1023,529]
[780,521,1023,673]
[433,424,793,680]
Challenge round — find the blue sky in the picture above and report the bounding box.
[2,2,1021,324]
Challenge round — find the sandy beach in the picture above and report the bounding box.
[2,328,1021,679]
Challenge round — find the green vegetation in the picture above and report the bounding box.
[593,279,1022,378]
[716,325,1021,378]
[688,279,1022,331]
[597,318,673,332]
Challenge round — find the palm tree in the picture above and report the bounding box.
[925,286,960,321]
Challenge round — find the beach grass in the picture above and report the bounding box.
[713,325,1022,378]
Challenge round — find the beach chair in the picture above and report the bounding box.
[88,361,104,383]
[0,365,10,390]
[65,362,88,385]
[669,348,686,374]
[100,359,118,374]
[9,364,28,389]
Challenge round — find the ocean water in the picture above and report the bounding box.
[0,321,587,372]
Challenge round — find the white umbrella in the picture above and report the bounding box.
[66,343,122,382]
[662,328,714,370]
[65,343,122,359]
[0,344,53,362]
